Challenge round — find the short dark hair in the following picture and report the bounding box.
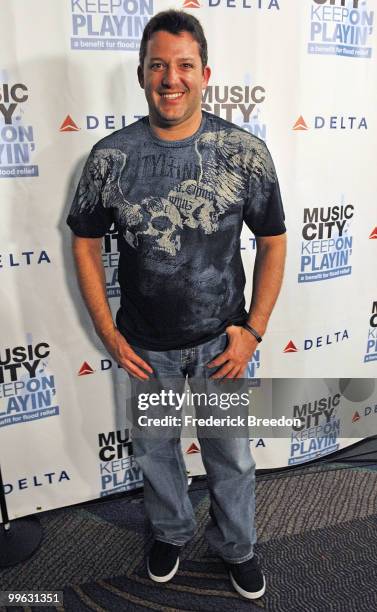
[139,10,208,69]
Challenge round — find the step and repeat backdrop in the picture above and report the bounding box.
[1,0,377,520]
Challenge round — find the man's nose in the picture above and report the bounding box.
[161,65,180,87]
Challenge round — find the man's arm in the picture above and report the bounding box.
[72,235,153,380]
[208,233,287,379]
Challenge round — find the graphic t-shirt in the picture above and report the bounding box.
[67,112,286,350]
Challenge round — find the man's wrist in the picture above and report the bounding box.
[243,323,263,343]
[96,322,117,344]
[247,315,268,336]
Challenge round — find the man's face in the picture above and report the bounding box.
[138,30,210,131]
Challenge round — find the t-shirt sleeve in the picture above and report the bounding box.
[243,142,286,237]
[66,147,114,237]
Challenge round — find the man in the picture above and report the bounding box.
[67,10,286,600]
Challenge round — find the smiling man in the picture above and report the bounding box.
[137,28,210,138]
[67,9,286,600]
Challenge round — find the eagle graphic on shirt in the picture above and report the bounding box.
[71,129,276,256]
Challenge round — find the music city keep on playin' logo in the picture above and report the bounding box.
[98,429,142,496]
[70,0,153,51]
[364,301,377,363]
[202,84,267,141]
[0,80,38,178]
[298,202,353,283]
[0,340,59,428]
[308,0,374,59]
[102,224,120,298]
[289,392,341,465]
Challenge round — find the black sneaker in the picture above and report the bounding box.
[227,556,266,599]
[147,541,181,583]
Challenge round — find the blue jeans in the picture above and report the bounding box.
[129,332,256,564]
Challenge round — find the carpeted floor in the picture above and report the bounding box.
[1,463,377,611]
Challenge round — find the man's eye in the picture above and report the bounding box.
[182,63,194,69]
[151,63,163,70]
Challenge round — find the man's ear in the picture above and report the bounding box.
[202,65,211,89]
[137,65,144,89]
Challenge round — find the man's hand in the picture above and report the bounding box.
[207,325,257,379]
[103,327,153,381]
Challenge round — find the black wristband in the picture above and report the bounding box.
[243,323,263,343]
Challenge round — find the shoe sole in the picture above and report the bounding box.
[147,557,180,583]
[229,572,266,600]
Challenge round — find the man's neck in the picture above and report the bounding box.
[148,112,203,141]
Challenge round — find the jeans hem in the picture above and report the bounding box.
[222,550,254,564]
[155,537,190,547]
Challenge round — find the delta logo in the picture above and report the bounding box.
[364,301,377,363]
[183,0,201,7]
[0,250,50,270]
[70,0,154,52]
[78,361,95,376]
[284,330,349,353]
[249,438,266,448]
[351,404,377,422]
[369,227,377,240]
[283,340,298,353]
[58,114,139,132]
[3,470,70,495]
[293,116,309,131]
[0,80,38,178]
[59,115,80,132]
[78,357,124,376]
[184,0,279,9]
[186,442,200,454]
[361,404,377,418]
[308,0,374,59]
[293,114,367,131]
